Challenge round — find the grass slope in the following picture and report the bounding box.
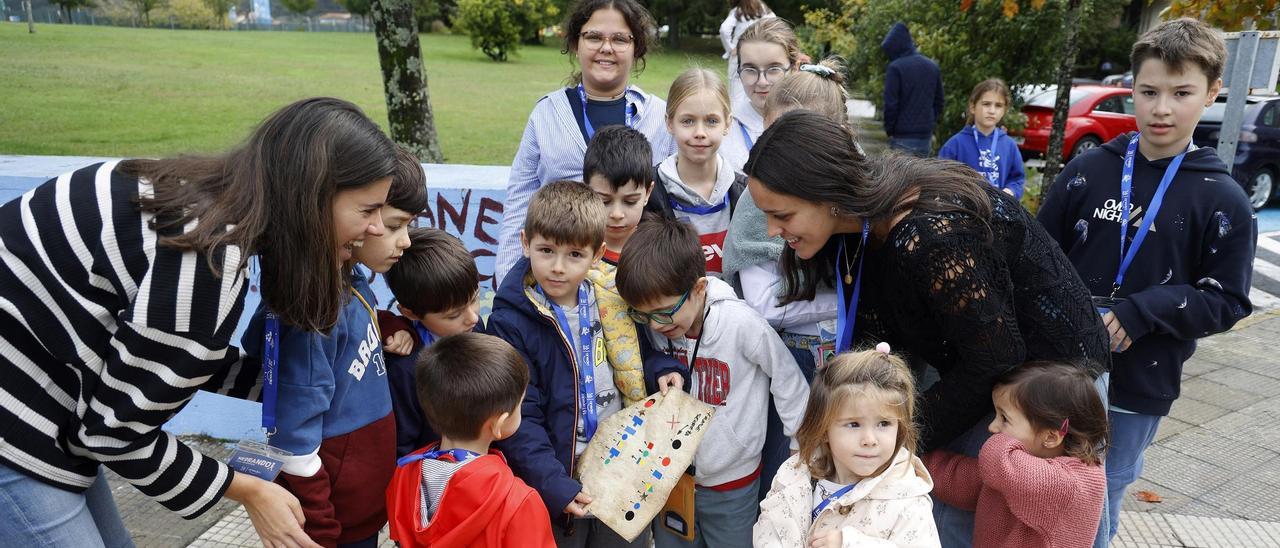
[0,23,721,164]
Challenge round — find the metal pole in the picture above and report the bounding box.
[1218,31,1259,166]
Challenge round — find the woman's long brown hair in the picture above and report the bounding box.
[743,110,993,304]
[123,97,398,333]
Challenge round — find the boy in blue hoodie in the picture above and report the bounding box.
[487,181,685,546]
[881,21,943,157]
[939,78,1026,199]
[240,147,428,548]
[382,227,483,457]
[1037,18,1256,543]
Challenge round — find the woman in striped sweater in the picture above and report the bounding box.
[0,97,399,548]
[492,0,674,286]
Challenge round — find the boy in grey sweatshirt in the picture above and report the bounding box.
[616,217,810,548]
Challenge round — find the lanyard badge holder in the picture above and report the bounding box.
[227,312,292,481]
[835,220,871,354]
[577,84,635,140]
[543,283,599,442]
[1094,134,1185,316]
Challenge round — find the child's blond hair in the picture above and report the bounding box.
[524,180,606,249]
[736,17,803,68]
[763,57,850,125]
[796,347,919,481]
[665,67,731,121]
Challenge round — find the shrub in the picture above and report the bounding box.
[455,0,558,61]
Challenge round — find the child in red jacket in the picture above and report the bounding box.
[386,332,554,547]
[924,362,1108,548]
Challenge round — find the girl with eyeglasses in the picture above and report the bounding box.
[718,0,776,112]
[494,0,675,288]
[718,17,807,171]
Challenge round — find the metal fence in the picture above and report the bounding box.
[3,5,372,32]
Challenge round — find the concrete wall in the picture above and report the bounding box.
[0,155,510,442]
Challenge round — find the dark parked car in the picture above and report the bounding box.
[1193,94,1280,210]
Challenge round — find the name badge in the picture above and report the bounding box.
[227,440,292,481]
[1092,296,1126,317]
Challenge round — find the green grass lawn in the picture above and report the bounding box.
[0,23,722,165]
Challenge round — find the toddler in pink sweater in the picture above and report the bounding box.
[924,361,1107,548]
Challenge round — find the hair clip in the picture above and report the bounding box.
[1058,418,1070,438]
[875,342,891,355]
[799,63,836,79]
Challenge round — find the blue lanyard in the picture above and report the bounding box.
[737,119,754,150]
[577,84,635,140]
[669,193,729,215]
[835,220,870,353]
[972,127,1000,186]
[413,321,435,347]
[542,282,598,440]
[261,312,280,436]
[1113,134,1185,298]
[811,483,856,521]
[396,447,481,467]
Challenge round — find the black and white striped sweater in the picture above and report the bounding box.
[0,161,261,518]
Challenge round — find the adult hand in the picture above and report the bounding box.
[383,331,414,356]
[657,372,684,395]
[225,472,322,548]
[564,491,593,517]
[1102,311,1132,352]
[809,529,842,547]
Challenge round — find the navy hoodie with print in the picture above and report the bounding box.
[939,125,1027,198]
[1037,133,1257,416]
[880,22,943,139]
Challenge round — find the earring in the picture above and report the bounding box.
[830,206,839,216]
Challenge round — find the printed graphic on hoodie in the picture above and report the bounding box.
[351,321,387,381]
[667,346,731,406]
[978,148,1001,186]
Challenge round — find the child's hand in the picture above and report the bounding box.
[564,491,593,517]
[657,372,684,395]
[1102,311,1132,352]
[383,331,414,356]
[809,529,842,548]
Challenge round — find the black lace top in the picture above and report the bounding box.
[847,187,1109,452]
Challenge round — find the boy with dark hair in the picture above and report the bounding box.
[382,227,483,457]
[487,181,685,546]
[385,332,554,547]
[616,217,809,548]
[583,125,655,266]
[240,147,429,548]
[1037,17,1256,542]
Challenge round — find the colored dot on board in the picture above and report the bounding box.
[672,439,682,449]
[644,399,654,407]
[634,502,641,510]
[622,434,628,440]
[625,511,635,521]
[662,457,671,466]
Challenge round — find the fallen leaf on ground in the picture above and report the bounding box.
[1135,490,1163,503]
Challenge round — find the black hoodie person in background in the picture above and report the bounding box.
[880,22,943,157]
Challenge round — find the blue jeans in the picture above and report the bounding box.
[759,344,817,503]
[654,477,759,548]
[1104,411,1162,543]
[890,136,932,157]
[0,462,134,547]
[931,373,1111,548]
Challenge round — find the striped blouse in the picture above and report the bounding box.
[0,161,261,518]
[493,85,674,286]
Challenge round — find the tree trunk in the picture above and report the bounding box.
[24,0,35,32]
[1041,0,1084,186]
[370,0,444,162]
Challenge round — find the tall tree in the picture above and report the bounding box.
[1041,0,1086,187]
[202,0,235,28]
[129,0,164,26]
[51,0,92,23]
[370,0,444,162]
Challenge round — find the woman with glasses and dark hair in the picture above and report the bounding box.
[494,0,674,287]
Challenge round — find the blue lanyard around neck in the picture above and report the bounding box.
[1113,133,1185,298]
[737,119,754,150]
[413,321,435,347]
[540,282,598,440]
[577,84,634,140]
[835,220,871,353]
[972,127,1000,186]
[261,312,280,437]
[396,446,481,467]
[812,483,856,521]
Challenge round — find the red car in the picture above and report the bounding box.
[1013,85,1138,161]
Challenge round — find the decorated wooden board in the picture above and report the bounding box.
[578,390,715,541]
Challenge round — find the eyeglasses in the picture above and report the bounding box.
[738,65,790,85]
[628,290,691,325]
[580,31,635,50]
